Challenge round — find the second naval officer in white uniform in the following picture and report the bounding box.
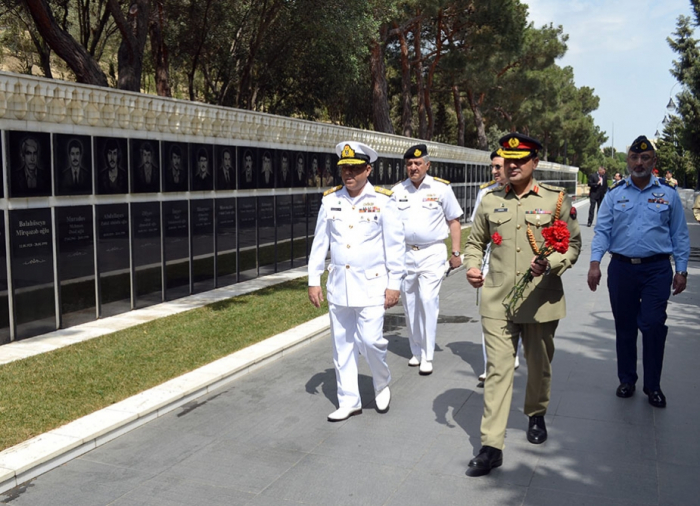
[308,141,406,421]
[392,144,463,375]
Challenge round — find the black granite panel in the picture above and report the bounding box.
[191,143,214,191]
[293,152,307,188]
[56,206,96,328]
[130,139,161,193]
[215,198,237,286]
[131,202,162,308]
[258,148,275,189]
[238,147,257,190]
[0,214,8,344]
[276,195,293,271]
[53,134,93,195]
[191,199,214,293]
[276,150,293,189]
[291,194,307,265]
[10,208,55,339]
[94,137,128,194]
[320,154,335,187]
[237,197,257,280]
[7,131,52,198]
[307,193,322,257]
[374,157,387,186]
[258,196,275,275]
[214,145,236,190]
[163,200,190,300]
[97,203,131,317]
[162,142,189,192]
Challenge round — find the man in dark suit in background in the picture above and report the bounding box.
[587,166,607,227]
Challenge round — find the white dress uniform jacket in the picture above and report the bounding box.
[392,175,463,245]
[308,183,406,306]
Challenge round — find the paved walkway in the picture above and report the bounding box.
[3,201,700,505]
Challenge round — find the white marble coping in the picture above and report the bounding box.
[0,312,331,494]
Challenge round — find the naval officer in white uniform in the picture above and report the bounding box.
[392,144,463,375]
[308,141,406,422]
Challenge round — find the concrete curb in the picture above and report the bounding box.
[0,315,331,494]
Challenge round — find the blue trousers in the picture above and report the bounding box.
[607,257,672,390]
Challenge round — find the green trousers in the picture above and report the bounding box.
[480,316,558,450]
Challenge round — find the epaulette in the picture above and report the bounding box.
[480,179,496,189]
[610,179,626,191]
[434,177,450,185]
[659,178,678,190]
[486,184,505,194]
[323,185,342,197]
[540,183,565,192]
[374,186,393,196]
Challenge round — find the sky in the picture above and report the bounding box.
[525,0,695,152]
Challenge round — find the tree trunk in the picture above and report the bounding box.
[413,18,426,139]
[111,0,151,92]
[369,24,394,134]
[149,0,171,97]
[452,85,464,147]
[23,0,108,86]
[396,25,412,137]
[466,90,488,150]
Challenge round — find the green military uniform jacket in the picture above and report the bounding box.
[465,179,582,323]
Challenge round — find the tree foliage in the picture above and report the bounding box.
[0,0,607,165]
[667,1,700,189]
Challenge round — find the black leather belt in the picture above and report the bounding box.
[611,253,669,265]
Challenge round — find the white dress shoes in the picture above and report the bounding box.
[327,406,362,422]
[419,360,433,375]
[478,372,486,381]
[408,356,420,367]
[375,386,391,412]
[514,355,520,370]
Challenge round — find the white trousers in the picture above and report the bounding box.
[328,303,391,409]
[402,243,446,362]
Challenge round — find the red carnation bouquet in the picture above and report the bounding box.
[503,219,570,314]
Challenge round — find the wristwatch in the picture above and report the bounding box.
[677,271,688,278]
[452,251,461,257]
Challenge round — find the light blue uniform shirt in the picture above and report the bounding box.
[590,176,690,272]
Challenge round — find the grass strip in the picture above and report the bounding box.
[0,276,328,452]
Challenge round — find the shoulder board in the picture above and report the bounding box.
[610,179,626,190]
[540,183,565,192]
[374,186,393,196]
[434,177,450,185]
[659,178,678,190]
[323,185,342,197]
[480,180,496,189]
[485,184,505,194]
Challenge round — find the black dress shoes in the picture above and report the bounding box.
[466,446,503,477]
[643,387,667,408]
[527,415,547,444]
[616,383,636,398]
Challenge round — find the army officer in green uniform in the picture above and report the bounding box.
[464,133,581,477]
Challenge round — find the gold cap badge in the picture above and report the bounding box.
[640,142,648,150]
[414,149,422,157]
[508,137,520,148]
[341,144,355,159]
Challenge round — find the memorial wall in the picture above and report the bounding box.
[0,72,578,343]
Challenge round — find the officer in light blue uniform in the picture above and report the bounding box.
[588,135,690,408]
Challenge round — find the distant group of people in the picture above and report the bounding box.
[308,132,692,479]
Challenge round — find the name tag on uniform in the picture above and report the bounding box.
[494,208,508,213]
[399,198,408,203]
[331,207,341,211]
[617,199,629,203]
